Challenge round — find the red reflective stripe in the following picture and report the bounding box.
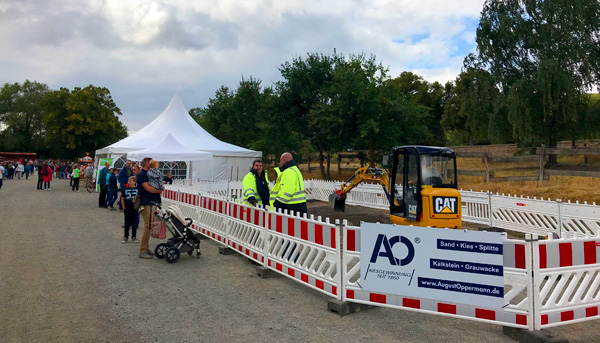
[539,244,547,269]
[254,209,259,225]
[315,225,323,245]
[561,311,574,322]
[516,314,527,325]
[301,273,308,283]
[402,298,420,309]
[288,218,295,236]
[276,215,282,233]
[559,243,573,267]
[370,293,386,304]
[268,213,272,230]
[586,306,599,317]
[332,286,337,295]
[301,221,308,240]
[438,303,456,314]
[515,244,526,269]
[348,230,356,251]
[288,269,295,277]
[541,314,548,325]
[276,263,282,272]
[475,309,495,321]
[584,241,597,265]
[315,280,324,290]
[331,227,336,249]
[346,290,355,299]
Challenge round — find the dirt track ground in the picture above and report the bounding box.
[1,177,599,342]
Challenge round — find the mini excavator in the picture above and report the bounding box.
[329,146,461,229]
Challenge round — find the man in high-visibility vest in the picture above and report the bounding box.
[242,159,270,206]
[273,152,307,216]
[269,167,281,209]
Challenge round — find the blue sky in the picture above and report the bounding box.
[0,0,486,132]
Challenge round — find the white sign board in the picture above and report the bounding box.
[360,223,505,308]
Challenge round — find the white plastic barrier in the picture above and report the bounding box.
[162,185,600,331]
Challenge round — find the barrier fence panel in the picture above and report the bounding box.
[460,190,491,226]
[263,209,341,299]
[341,224,534,330]
[162,184,600,332]
[534,234,600,328]
[490,195,561,236]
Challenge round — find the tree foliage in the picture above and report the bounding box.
[43,85,127,159]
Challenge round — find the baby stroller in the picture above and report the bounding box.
[153,204,202,263]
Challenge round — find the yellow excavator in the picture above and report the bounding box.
[329,146,461,229]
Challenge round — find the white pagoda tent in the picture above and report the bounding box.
[95,95,261,180]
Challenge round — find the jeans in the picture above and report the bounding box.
[106,188,118,208]
[60,171,66,179]
[25,171,29,180]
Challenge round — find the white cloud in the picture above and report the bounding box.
[0,0,486,131]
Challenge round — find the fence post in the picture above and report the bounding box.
[483,153,491,183]
[556,199,563,238]
[336,219,345,301]
[528,234,542,331]
[488,191,494,228]
[539,144,545,186]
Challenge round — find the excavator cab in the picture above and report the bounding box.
[389,146,461,228]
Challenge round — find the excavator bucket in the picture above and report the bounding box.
[328,192,346,212]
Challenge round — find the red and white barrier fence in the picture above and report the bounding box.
[162,185,600,331]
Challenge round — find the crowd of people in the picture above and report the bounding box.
[1,159,35,190]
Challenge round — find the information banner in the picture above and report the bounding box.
[360,223,505,308]
[95,158,113,192]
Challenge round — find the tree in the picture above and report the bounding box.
[442,68,499,145]
[0,80,50,153]
[43,85,127,158]
[473,0,600,161]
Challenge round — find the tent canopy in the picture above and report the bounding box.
[96,95,261,158]
[127,133,213,162]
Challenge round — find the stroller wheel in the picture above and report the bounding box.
[155,243,168,259]
[165,247,180,263]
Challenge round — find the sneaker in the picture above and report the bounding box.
[121,238,128,244]
[138,253,153,259]
[109,207,116,211]
[132,237,139,243]
[146,249,155,256]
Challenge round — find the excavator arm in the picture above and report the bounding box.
[328,166,395,212]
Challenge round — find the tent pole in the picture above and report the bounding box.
[189,161,193,185]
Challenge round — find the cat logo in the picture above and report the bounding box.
[433,197,457,214]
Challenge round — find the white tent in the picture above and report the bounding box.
[95,95,261,180]
[127,133,213,162]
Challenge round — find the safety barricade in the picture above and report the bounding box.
[341,224,534,329]
[535,234,600,328]
[162,185,600,332]
[263,209,341,299]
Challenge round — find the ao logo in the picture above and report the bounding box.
[434,197,457,214]
[369,234,415,266]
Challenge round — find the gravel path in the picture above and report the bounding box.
[1,177,597,342]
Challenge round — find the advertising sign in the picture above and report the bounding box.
[360,223,505,308]
[95,158,113,192]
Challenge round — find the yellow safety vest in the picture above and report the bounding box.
[242,170,269,205]
[269,167,281,209]
[275,165,306,205]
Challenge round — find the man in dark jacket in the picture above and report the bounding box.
[98,162,110,208]
[106,168,119,210]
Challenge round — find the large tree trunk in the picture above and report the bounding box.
[545,138,558,167]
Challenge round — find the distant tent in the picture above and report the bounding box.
[95,95,261,180]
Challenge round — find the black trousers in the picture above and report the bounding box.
[273,201,308,217]
[43,181,50,189]
[98,184,108,207]
[37,176,43,189]
[72,177,79,191]
[124,206,138,238]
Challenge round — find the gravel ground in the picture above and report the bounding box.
[1,177,598,342]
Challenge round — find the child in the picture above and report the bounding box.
[147,160,164,191]
[121,176,139,243]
